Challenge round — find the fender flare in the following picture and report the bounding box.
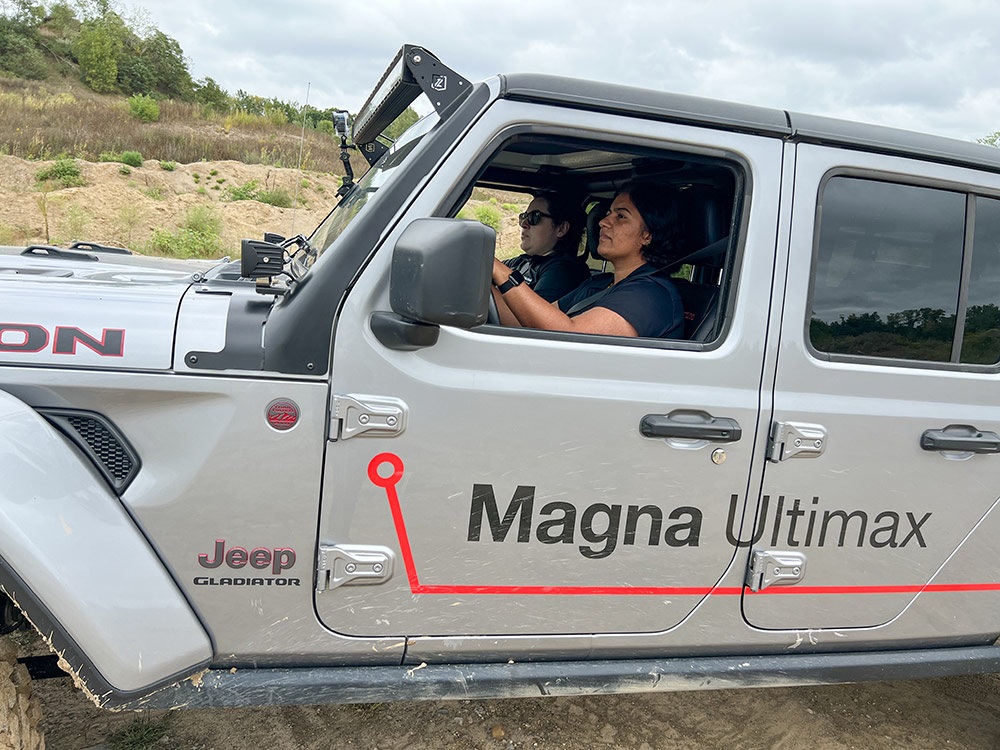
[0,389,211,703]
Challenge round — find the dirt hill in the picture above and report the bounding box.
[0,154,346,255]
[0,154,525,259]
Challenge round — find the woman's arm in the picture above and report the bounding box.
[492,259,637,337]
[492,286,522,327]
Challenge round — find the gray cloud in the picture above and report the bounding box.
[132,0,1000,142]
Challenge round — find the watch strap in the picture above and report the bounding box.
[497,269,524,294]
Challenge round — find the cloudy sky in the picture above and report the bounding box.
[128,0,1000,143]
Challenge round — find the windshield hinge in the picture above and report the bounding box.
[316,544,394,592]
[331,394,407,441]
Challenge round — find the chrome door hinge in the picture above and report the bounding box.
[746,549,807,592]
[331,394,407,440]
[768,421,827,462]
[316,544,394,592]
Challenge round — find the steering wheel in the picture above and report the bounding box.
[486,289,500,325]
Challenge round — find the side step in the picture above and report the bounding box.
[111,645,1000,710]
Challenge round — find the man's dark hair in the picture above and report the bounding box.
[535,191,586,256]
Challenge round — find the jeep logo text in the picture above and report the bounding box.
[197,539,296,575]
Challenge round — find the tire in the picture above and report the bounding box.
[0,638,44,750]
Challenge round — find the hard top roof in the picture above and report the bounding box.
[500,73,1000,175]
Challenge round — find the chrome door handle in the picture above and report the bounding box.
[920,425,1000,454]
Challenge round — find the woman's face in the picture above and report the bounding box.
[597,193,651,264]
[519,197,565,256]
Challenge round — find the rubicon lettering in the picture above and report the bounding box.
[0,323,125,356]
[726,495,930,548]
[466,486,932,555]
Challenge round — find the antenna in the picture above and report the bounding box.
[290,82,311,237]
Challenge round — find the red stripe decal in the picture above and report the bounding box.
[366,454,1000,598]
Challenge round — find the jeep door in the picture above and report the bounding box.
[316,100,783,646]
[747,142,1000,633]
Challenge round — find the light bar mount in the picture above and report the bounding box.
[352,45,471,164]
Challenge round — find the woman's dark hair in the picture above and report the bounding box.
[535,191,586,256]
[622,180,688,266]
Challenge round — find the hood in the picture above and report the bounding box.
[0,245,243,371]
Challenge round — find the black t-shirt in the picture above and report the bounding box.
[556,265,685,339]
[503,252,591,302]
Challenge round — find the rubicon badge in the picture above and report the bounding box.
[266,399,299,431]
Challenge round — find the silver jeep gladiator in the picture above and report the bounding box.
[4,44,1000,746]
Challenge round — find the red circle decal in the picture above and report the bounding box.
[266,399,299,431]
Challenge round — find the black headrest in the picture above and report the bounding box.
[585,199,610,261]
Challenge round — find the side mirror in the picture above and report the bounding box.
[390,218,494,328]
[371,218,495,351]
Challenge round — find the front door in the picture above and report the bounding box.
[315,103,784,640]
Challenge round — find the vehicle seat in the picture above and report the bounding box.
[585,199,611,267]
[671,278,719,341]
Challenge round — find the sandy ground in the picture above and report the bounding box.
[30,669,1000,749]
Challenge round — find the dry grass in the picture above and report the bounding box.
[0,78,368,174]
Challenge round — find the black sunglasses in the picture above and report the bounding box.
[518,209,553,226]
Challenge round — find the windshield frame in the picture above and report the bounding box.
[302,112,441,271]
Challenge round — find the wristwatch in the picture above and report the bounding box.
[496,269,524,294]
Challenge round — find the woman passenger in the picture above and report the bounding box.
[492,181,685,338]
[502,192,590,302]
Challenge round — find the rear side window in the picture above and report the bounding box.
[963,196,1000,364]
[810,176,1000,367]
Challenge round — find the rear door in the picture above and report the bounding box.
[745,143,1000,629]
[315,101,784,641]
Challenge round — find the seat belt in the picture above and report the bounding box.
[564,281,615,316]
[564,236,730,317]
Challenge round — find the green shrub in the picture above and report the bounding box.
[145,206,221,259]
[127,94,160,123]
[159,160,177,171]
[258,187,292,208]
[36,158,84,188]
[119,150,143,168]
[118,164,131,175]
[473,204,502,232]
[222,179,260,202]
[184,204,221,236]
[142,187,165,200]
[221,179,292,207]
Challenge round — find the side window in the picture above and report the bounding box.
[809,175,996,366]
[963,196,1000,365]
[454,134,743,345]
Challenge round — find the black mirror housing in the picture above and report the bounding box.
[390,218,494,328]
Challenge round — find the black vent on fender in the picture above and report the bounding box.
[37,409,141,494]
